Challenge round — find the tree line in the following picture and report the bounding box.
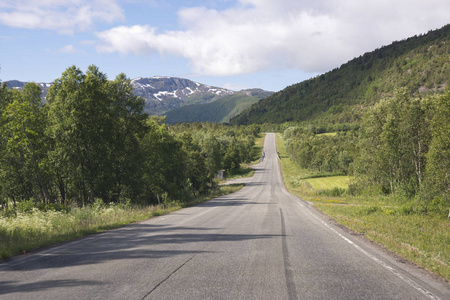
[283,89,449,214]
[0,65,260,209]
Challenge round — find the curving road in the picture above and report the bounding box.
[0,133,448,299]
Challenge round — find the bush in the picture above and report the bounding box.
[316,187,346,197]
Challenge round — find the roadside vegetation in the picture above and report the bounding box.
[220,133,265,182]
[238,25,450,281]
[275,89,450,280]
[0,65,261,259]
[0,184,243,260]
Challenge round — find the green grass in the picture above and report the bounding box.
[275,133,450,281]
[276,133,350,199]
[224,167,254,180]
[0,184,244,260]
[317,204,450,280]
[250,133,265,164]
[306,176,350,190]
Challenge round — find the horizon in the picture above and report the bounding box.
[1,1,450,92]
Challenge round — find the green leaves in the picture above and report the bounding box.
[423,92,450,209]
[0,66,260,209]
[46,65,149,204]
[0,83,51,204]
[356,89,449,211]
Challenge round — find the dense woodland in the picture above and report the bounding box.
[282,89,449,214]
[0,65,260,210]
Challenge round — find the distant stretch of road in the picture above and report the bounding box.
[0,133,448,299]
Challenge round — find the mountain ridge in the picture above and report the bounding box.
[165,88,274,123]
[4,76,272,117]
[231,24,450,125]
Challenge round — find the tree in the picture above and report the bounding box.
[356,89,433,196]
[0,83,52,204]
[142,117,188,204]
[178,132,209,196]
[223,138,241,172]
[108,73,148,201]
[47,65,147,204]
[423,92,450,210]
[196,132,223,185]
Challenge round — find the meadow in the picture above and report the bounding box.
[276,133,450,281]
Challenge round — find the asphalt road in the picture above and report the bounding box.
[0,133,448,299]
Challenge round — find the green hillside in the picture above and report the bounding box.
[231,24,450,125]
[165,89,273,123]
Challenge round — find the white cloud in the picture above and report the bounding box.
[0,0,124,34]
[222,82,248,91]
[59,44,77,53]
[96,0,450,76]
[80,40,96,45]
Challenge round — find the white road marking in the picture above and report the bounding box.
[297,201,440,300]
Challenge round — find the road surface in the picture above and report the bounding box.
[0,133,448,299]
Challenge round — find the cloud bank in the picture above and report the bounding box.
[0,0,124,34]
[96,0,450,76]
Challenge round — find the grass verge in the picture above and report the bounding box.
[318,204,450,280]
[276,133,450,281]
[0,184,243,260]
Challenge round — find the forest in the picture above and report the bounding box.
[0,65,260,211]
[281,89,449,214]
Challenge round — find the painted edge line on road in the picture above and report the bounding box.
[295,200,440,300]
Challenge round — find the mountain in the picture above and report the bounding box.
[4,77,235,115]
[231,24,450,125]
[4,80,52,99]
[165,89,274,123]
[131,77,234,115]
[4,77,271,118]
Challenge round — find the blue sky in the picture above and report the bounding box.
[1,0,449,92]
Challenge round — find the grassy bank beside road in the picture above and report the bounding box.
[276,133,450,281]
[0,184,243,260]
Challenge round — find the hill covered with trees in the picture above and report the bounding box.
[165,89,273,124]
[231,24,450,125]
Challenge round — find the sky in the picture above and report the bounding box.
[1,0,449,92]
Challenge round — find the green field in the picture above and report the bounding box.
[276,133,350,198]
[306,176,350,190]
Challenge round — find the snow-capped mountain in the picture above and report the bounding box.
[3,77,238,115]
[4,80,52,100]
[131,77,234,114]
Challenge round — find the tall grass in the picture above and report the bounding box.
[0,184,243,260]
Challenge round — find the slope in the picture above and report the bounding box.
[131,77,234,115]
[231,24,450,125]
[165,89,273,123]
